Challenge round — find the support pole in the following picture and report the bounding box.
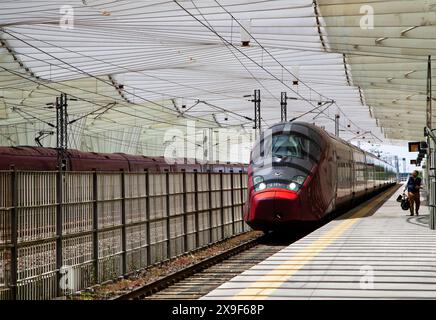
[426,55,435,230]
[219,170,224,240]
[427,56,432,130]
[120,170,127,276]
[10,168,17,300]
[194,170,199,248]
[165,171,171,259]
[182,170,188,253]
[55,93,68,295]
[145,170,151,266]
[230,170,235,236]
[92,171,99,283]
[56,170,63,296]
[56,93,68,172]
[253,90,261,139]
[281,92,287,122]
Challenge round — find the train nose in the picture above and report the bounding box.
[246,189,300,230]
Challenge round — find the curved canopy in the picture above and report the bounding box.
[0,0,432,160]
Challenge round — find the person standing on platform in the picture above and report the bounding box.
[406,170,422,216]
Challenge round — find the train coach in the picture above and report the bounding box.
[0,146,246,173]
[244,122,397,231]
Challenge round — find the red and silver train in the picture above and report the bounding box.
[243,122,397,231]
[0,146,246,173]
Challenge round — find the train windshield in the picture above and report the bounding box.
[251,132,321,167]
[266,134,308,159]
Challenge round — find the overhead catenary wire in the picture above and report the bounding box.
[2,29,269,126]
[1,28,231,127]
[209,0,373,135]
[0,0,396,146]
[0,65,240,130]
[173,0,367,136]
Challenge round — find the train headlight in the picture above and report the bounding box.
[257,182,267,191]
[288,182,298,191]
[287,175,306,191]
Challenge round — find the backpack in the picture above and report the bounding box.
[400,195,410,211]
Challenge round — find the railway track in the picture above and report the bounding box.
[112,186,398,301]
[145,242,287,300]
[114,230,312,300]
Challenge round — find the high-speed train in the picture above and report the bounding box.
[243,122,397,231]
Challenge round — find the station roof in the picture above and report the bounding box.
[0,0,434,155]
[317,0,436,141]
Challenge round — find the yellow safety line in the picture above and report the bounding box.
[232,188,394,299]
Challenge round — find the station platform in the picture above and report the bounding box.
[202,186,436,300]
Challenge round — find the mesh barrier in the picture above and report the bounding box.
[0,170,248,300]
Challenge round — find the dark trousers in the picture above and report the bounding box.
[408,192,420,215]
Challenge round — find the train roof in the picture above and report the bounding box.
[0,146,247,167]
[0,146,58,156]
[263,122,395,169]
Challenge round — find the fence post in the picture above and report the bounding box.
[194,170,199,248]
[230,170,235,236]
[165,170,171,259]
[56,170,63,297]
[208,170,213,243]
[240,170,245,232]
[431,148,436,230]
[145,170,151,266]
[219,170,224,240]
[120,170,127,276]
[92,170,99,284]
[10,168,18,300]
[182,170,188,253]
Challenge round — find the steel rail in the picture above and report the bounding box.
[112,234,265,300]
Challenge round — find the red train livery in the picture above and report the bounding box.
[244,122,397,231]
[0,146,246,173]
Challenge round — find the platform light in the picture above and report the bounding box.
[401,26,419,36]
[291,66,300,86]
[375,37,388,44]
[408,142,420,152]
[240,19,251,47]
[404,70,416,78]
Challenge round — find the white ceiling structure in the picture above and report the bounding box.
[0,0,434,160]
[317,0,436,141]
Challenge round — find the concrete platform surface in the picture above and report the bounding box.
[202,187,436,300]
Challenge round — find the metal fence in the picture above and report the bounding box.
[0,169,248,300]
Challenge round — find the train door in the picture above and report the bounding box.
[324,144,338,213]
[363,154,369,195]
[335,143,351,205]
[332,148,338,203]
[347,148,353,200]
[350,149,356,198]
